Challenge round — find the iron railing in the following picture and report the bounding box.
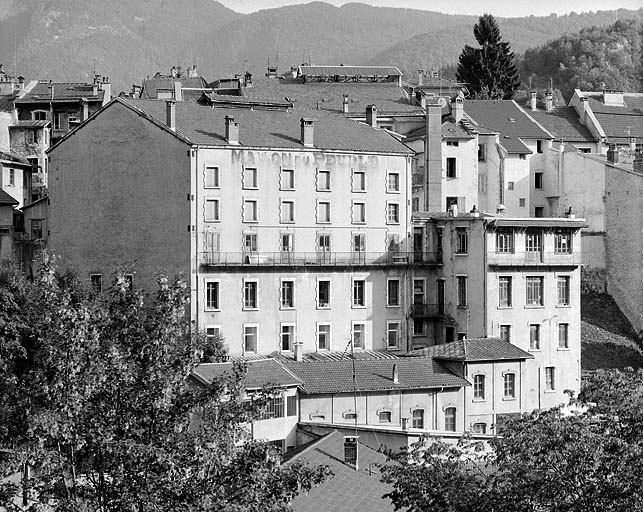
[487,252,582,266]
[410,302,446,318]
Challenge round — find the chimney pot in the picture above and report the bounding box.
[225,115,239,145]
[165,100,176,131]
[300,117,314,147]
[293,342,303,362]
[545,92,553,112]
[173,81,182,102]
[453,96,463,123]
[530,91,537,111]
[392,364,399,384]
[366,104,377,128]
[417,69,424,86]
[344,436,359,471]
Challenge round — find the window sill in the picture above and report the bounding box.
[280,221,295,224]
[204,219,221,223]
[412,333,427,337]
[316,220,331,224]
[544,389,556,394]
[352,221,367,225]
[556,304,571,308]
[317,305,331,310]
[280,307,295,311]
[242,220,259,224]
[497,306,513,310]
[557,347,570,351]
[204,186,220,190]
[386,304,401,308]
[386,190,401,194]
[525,305,545,309]
[502,396,516,401]
[352,189,367,193]
[455,253,468,256]
[242,187,259,190]
[243,308,259,312]
[352,305,367,309]
[316,189,331,193]
[204,308,221,313]
[472,398,486,403]
[529,348,541,352]
[280,187,295,192]
[457,305,468,309]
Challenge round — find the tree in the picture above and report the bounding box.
[0,259,331,511]
[456,14,520,99]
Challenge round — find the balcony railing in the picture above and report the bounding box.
[487,251,582,266]
[200,251,441,267]
[410,302,445,318]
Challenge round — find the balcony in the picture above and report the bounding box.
[199,251,441,268]
[487,251,582,267]
[410,302,445,318]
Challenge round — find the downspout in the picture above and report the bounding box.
[192,146,200,329]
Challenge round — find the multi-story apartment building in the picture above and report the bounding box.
[48,97,421,356]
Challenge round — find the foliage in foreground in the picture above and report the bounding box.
[0,259,331,511]
[382,368,643,512]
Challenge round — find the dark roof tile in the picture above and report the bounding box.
[192,359,300,389]
[411,337,534,361]
[16,82,105,103]
[465,100,551,139]
[528,107,596,143]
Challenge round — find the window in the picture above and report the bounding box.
[352,202,366,224]
[90,274,102,293]
[457,276,467,307]
[519,198,526,207]
[413,319,425,336]
[317,323,330,350]
[537,140,543,153]
[280,324,295,351]
[499,276,512,307]
[387,172,400,192]
[317,169,331,191]
[317,280,330,308]
[519,154,526,160]
[27,130,38,144]
[53,112,64,130]
[244,325,257,352]
[558,323,569,349]
[478,144,487,162]
[280,200,295,223]
[500,324,511,343]
[206,326,221,340]
[352,233,366,261]
[68,115,79,125]
[508,181,515,190]
[446,157,457,178]
[386,321,400,349]
[352,279,365,307]
[456,228,468,254]
[287,395,297,416]
[446,196,459,212]
[281,168,295,190]
[545,367,555,391]
[413,279,425,306]
[557,276,570,306]
[379,411,392,423]
[317,201,331,223]
[352,322,365,348]
[205,281,219,310]
[31,219,43,239]
[529,324,541,350]
[447,140,459,147]
[243,167,257,188]
[32,110,47,121]
[317,233,331,262]
[280,233,294,253]
[280,280,294,309]
[352,170,366,192]
[243,199,258,222]
[260,395,285,420]
[526,230,542,253]
[444,407,456,432]
[473,375,485,400]
[534,206,544,218]
[526,277,543,306]
[412,409,424,429]
[496,230,514,253]
[535,172,543,189]
[205,199,220,222]
[387,279,400,307]
[478,174,488,194]
[243,281,258,309]
[473,423,487,434]
[8,169,15,186]
[205,166,219,188]
[504,373,516,398]
[243,233,257,253]
[387,203,400,224]
[554,230,572,253]
[412,197,419,212]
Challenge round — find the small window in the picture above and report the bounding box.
[387,279,400,307]
[504,373,516,398]
[31,219,43,239]
[280,233,294,253]
[280,200,295,223]
[27,130,38,144]
[508,181,515,190]
[496,230,514,253]
[554,230,572,254]
[534,206,544,218]
[8,168,15,187]
[519,198,526,207]
[529,324,541,350]
[499,276,512,307]
[500,324,511,342]
[478,144,487,162]
[352,279,365,307]
[387,172,400,192]
[317,169,331,191]
[457,275,467,307]
[473,374,485,400]
[446,157,457,178]
[444,407,456,432]
[537,140,543,153]
[519,154,526,160]
[412,197,420,212]
[317,323,331,350]
[545,367,555,391]
[352,202,366,224]
[455,228,468,254]
[244,325,258,352]
[352,233,366,258]
[243,167,257,189]
[90,274,102,293]
[317,280,330,308]
[446,140,459,147]
[558,323,569,349]
[473,423,487,434]
[280,280,294,309]
[286,395,297,417]
[32,110,48,121]
[535,172,543,189]
[206,326,221,340]
[243,199,258,222]
[478,174,488,194]
[280,324,295,351]
[526,276,544,306]
[386,321,400,349]
[281,168,295,190]
[243,233,258,253]
[557,276,570,306]
[205,281,220,310]
[379,411,392,423]
[205,166,219,188]
[413,318,425,336]
[205,199,220,222]
[243,281,258,309]
[352,322,365,348]
[317,201,331,223]
[387,203,400,224]
[412,409,424,429]
[352,170,366,192]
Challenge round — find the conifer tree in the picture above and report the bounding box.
[457,14,520,99]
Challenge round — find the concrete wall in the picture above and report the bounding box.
[0,111,12,152]
[251,387,299,450]
[1,163,28,207]
[48,101,191,292]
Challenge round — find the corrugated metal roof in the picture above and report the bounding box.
[10,120,50,128]
[489,217,586,229]
[192,359,300,389]
[300,65,402,77]
[411,337,533,361]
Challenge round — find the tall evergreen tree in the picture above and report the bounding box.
[457,14,520,99]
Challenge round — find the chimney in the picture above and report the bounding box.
[366,104,377,128]
[188,64,198,78]
[173,81,182,102]
[629,137,637,153]
[392,364,399,384]
[453,96,463,123]
[530,91,537,111]
[417,69,424,86]
[293,342,303,362]
[420,95,427,110]
[225,115,239,145]
[470,205,480,217]
[578,97,588,121]
[565,206,576,219]
[342,94,349,114]
[18,76,24,94]
[80,98,89,121]
[449,203,458,217]
[344,436,359,471]
[165,100,176,131]
[101,77,111,106]
[607,143,619,164]
[545,92,553,112]
[92,81,98,96]
[300,118,314,147]
[425,104,442,211]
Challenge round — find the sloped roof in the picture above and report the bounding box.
[10,120,50,128]
[465,100,552,140]
[199,92,292,110]
[122,98,412,154]
[0,93,16,112]
[499,135,532,154]
[404,119,475,141]
[272,350,401,363]
[284,358,467,394]
[489,217,586,229]
[191,359,300,389]
[244,78,420,115]
[284,430,394,512]
[15,81,105,103]
[594,112,643,144]
[411,337,533,362]
[140,76,209,99]
[586,94,643,115]
[0,188,18,206]
[528,107,596,143]
[0,150,30,165]
[300,65,402,77]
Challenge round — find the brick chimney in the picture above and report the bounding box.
[545,92,553,112]
[530,91,537,111]
[342,94,349,114]
[165,100,176,131]
[173,81,183,102]
[344,436,359,471]
[300,118,314,147]
[225,115,239,145]
[366,104,377,128]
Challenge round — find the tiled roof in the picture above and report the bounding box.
[464,100,552,139]
[122,98,412,154]
[140,76,209,99]
[594,112,643,142]
[300,65,402,77]
[411,337,534,361]
[285,430,394,512]
[271,350,401,363]
[244,78,420,115]
[284,358,467,394]
[10,120,50,128]
[0,150,30,165]
[528,107,596,143]
[404,120,475,140]
[489,217,586,229]
[16,82,105,103]
[21,195,48,210]
[499,135,532,154]
[0,93,16,112]
[0,188,18,206]
[586,94,643,115]
[199,92,292,110]
[191,359,300,389]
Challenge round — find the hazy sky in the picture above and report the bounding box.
[219,0,641,17]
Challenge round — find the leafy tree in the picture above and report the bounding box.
[456,13,521,99]
[0,259,331,511]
